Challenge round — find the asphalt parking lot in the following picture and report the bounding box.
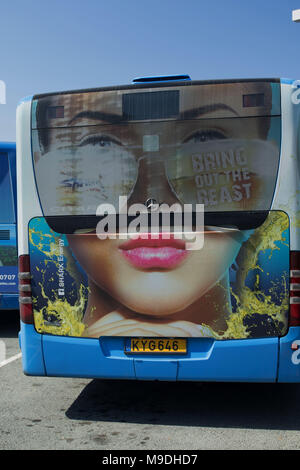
[1,310,300,451]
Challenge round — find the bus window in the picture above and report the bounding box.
[0,152,15,223]
[31,81,281,219]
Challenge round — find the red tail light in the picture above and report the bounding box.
[18,254,34,324]
[290,251,300,326]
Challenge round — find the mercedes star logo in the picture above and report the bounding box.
[145,198,159,211]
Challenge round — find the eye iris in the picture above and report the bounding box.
[190,130,225,143]
[199,132,208,142]
[79,136,113,147]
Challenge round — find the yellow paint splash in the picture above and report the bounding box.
[34,283,86,336]
[216,211,289,339]
[30,222,87,336]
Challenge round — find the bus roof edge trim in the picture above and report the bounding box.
[132,75,191,84]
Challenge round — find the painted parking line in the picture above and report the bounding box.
[0,352,22,368]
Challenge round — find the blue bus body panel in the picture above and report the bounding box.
[20,321,300,382]
[0,223,18,299]
[19,323,46,376]
[23,325,279,382]
[277,327,300,382]
[42,334,136,379]
[176,337,278,382]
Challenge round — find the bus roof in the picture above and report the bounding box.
[31,78,281,100]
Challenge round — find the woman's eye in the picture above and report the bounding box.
[184,130,226,144]
[79,135,121,147]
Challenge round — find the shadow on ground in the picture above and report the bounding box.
[2,309,298,432]
[0,310,19,338]
[66,378,300,431]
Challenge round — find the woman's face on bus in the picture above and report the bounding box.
[44,82,272,316]
[67,229,244,315]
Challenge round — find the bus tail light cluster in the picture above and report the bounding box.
[290,251,300,326]
[18,255,34,324]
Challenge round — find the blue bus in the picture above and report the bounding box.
[0,142,18,310]
[16,76,300,381]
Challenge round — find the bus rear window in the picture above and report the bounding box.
[0,153,15,223]
[31,80,281,222]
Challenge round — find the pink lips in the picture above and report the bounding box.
[119,234,188,269]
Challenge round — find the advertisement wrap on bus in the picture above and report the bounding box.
[16,77,300,381]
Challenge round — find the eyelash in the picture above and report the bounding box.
[78,129,226,148]
[78,134,121,147]
[183,129,227,143]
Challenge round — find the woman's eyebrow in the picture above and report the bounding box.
[68,110,123,125]
[68,103,238,125]
[180,104,239,119]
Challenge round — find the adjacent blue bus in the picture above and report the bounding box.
[0,142,18,310]
[16,76,300,381]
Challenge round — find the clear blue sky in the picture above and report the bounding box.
[0,0,300,140]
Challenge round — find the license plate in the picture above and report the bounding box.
[125,338,187,354]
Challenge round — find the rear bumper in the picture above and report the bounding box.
[0,293,19,310]
[19,322,300,382]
